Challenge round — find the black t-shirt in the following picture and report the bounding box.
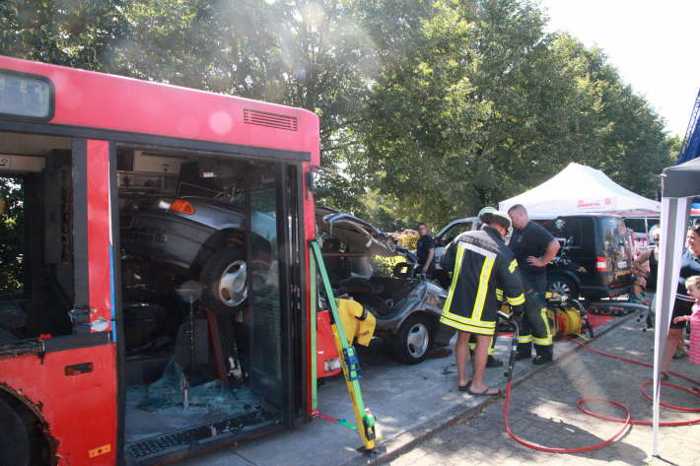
[416,235,435,267]
[509,221,554,279]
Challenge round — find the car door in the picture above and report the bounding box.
[554,216,595,288]
[434,219,477,270]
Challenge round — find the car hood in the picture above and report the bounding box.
[316,208,398,258]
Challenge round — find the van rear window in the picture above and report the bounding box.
[600,217,633,261]
[601,217,627,240]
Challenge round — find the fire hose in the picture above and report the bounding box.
[500,313,700,454]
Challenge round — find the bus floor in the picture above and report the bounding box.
[124,359,279,445]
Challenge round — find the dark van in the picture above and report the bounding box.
[536,214,634,300]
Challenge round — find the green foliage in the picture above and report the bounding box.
[0,178,24,294]
[361,0,674,226]
[0,0,676,230]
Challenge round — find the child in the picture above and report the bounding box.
[673,275,700,365]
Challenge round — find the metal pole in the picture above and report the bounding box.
[310,253,318,413]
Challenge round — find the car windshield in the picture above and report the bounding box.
[601,217,627,240]
[440,222,474,244]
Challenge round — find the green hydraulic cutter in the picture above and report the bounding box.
[310,240,377,451]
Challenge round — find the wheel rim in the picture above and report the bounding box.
[406,322,430,359]
[550,280,571,297]
[217,260,248,307]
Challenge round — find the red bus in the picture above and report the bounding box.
[0,55,321,465]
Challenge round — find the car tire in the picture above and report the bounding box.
[201,248,248,313]
[548,274,579,300]
[391,314,433,364]
[0,396,31,466]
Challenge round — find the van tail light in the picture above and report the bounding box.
[169,199,195,215]
[596,256,608,272]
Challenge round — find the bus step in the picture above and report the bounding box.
[125,411,278,462]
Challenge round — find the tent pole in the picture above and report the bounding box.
[652,197,689,457]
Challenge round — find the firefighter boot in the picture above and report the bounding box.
[533,344,553,365]
[516,342,532,361]
[487,355,504,367]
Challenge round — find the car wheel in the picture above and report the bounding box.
[392,315,433,364]
[201,248,248,312]
[0,396,31,466]
[548,274,579,300]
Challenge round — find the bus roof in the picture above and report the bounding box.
[0,55,319,164]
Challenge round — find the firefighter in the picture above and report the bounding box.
[507,204,559,364]
[440,207,525,395]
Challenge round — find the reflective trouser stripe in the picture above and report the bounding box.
[532,308,553,346]
[517,335,532,344]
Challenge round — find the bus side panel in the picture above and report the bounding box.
[301,154,318,414]
[0,344,118,465]
[86,140,114,333]
[0,55,321,160]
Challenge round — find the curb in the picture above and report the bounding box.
[341,310,641,466]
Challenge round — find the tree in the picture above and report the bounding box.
[359,0,673,226]
[0,0,676,227]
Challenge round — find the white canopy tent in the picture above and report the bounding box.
[651,158,700,456]
[499,162,660,217]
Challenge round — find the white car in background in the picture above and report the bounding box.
[432,217,480,287]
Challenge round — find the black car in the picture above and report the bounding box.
[536,214,635,300]
[434,213,635,300]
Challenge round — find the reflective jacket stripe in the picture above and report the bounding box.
[472,256,495,321]
[443,242,466,313]
[440,314,496,336]
[440,309,496,329]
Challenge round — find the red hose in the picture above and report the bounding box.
[503,339,700,453]
[503,382,632,453]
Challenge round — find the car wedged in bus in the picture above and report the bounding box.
[0,55,321,466]
[316,208,453,364]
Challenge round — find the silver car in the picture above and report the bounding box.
[317,208,453,364]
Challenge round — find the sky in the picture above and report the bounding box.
[540,0,700,137]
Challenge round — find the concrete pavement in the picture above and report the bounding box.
[180,310,638,466]
[388,318,700,466]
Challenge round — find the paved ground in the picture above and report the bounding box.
[181,332,547,466]
[387,320,700,466]
[180,306,643,466]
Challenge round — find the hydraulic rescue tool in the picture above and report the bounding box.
[310,240,377,451]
